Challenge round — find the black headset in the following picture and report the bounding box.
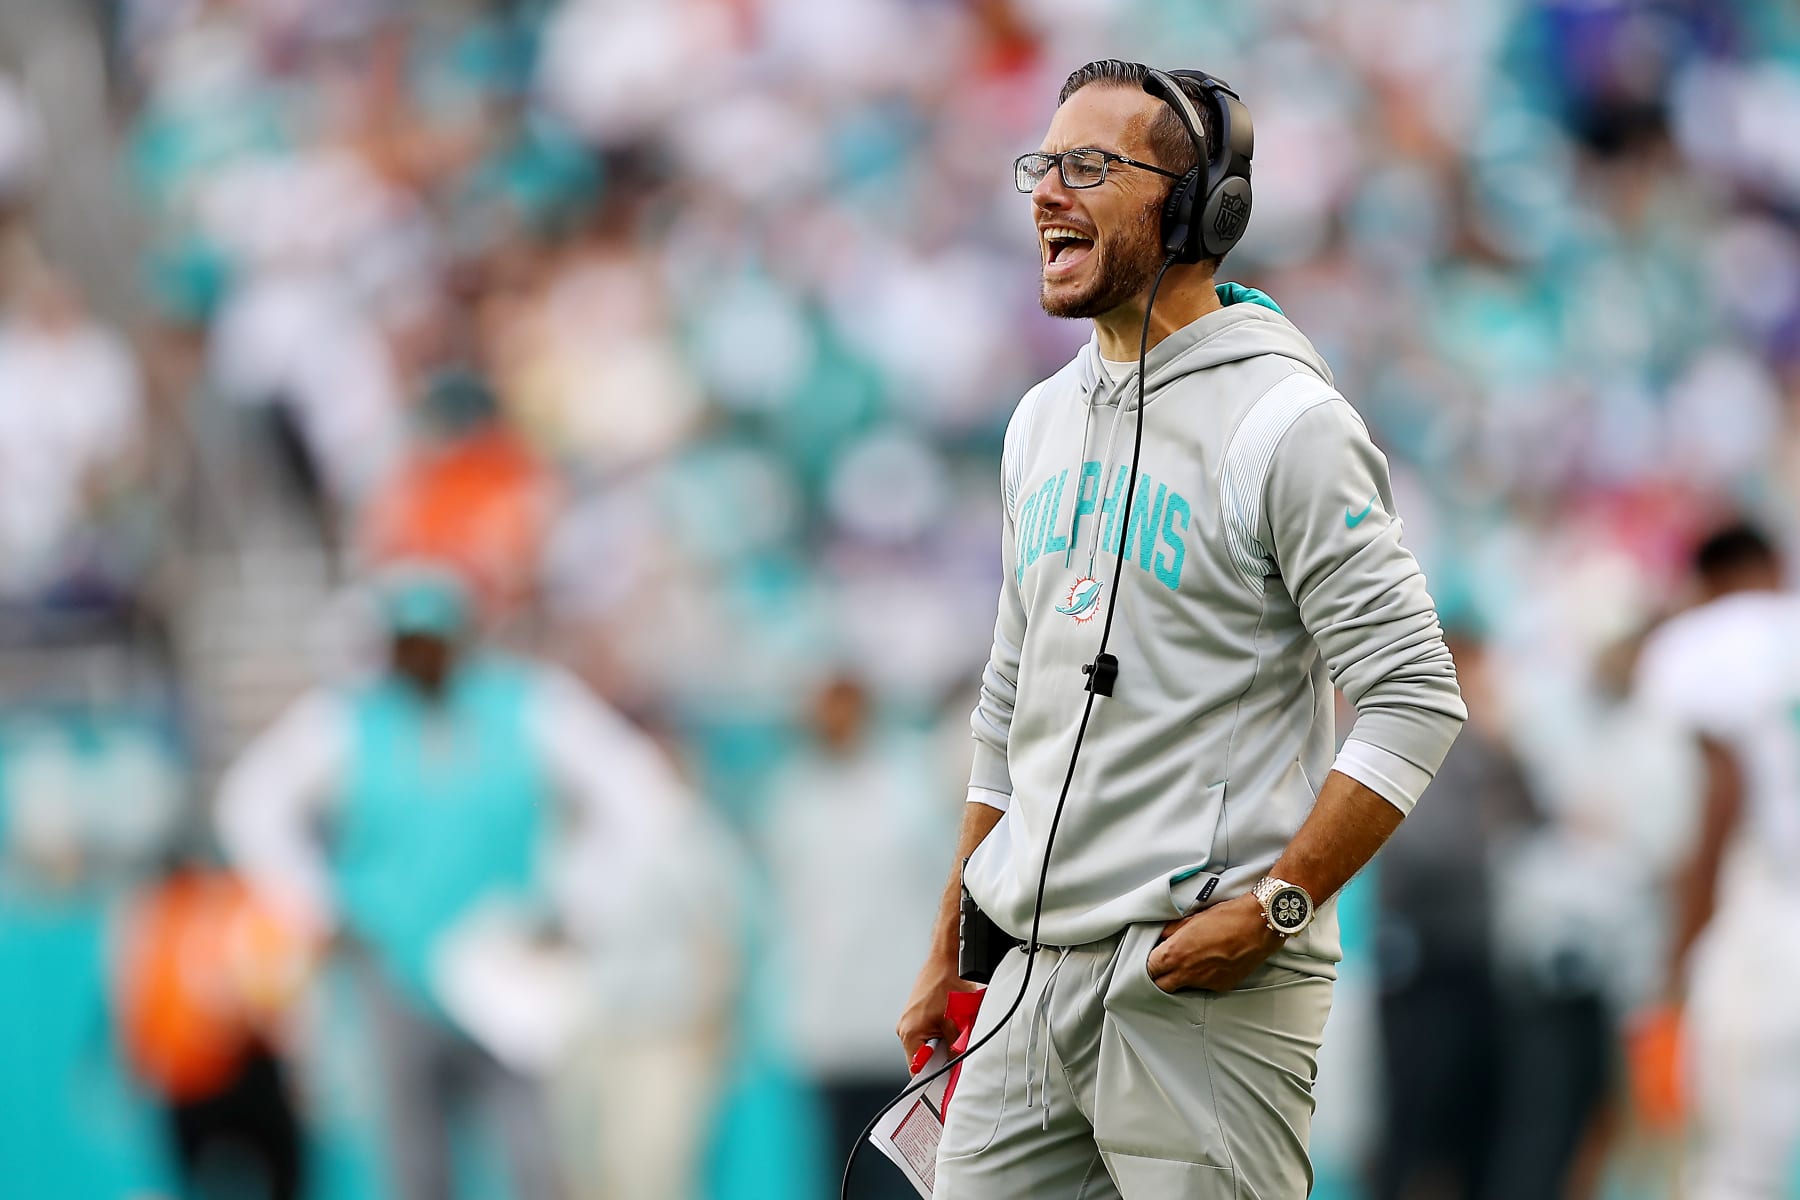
[1143,68,1254,262]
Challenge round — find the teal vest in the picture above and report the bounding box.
[335,655,548,1015]
[0,885,175,1199]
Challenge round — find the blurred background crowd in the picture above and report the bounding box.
[3,0,1800,1196]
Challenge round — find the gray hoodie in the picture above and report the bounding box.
[963,290,1466,975]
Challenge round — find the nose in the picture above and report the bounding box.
[1032,164,1073,211]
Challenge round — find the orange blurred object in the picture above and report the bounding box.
[116,871,314,1103]
[363,427,556,614]
[1625,1003,1687,1133]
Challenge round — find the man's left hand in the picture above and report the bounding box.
[1147,893,1286,994]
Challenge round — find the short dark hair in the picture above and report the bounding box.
[1694,522,1780,581]
[1058,59,1216,179]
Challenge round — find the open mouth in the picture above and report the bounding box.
[1043,225,1096,273]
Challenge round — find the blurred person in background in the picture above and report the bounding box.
[216,563,690,1200]
[1429,624,1658,1200]
[762,671,957,1200]
[548,800,743,1200]
[362,367,556,613]
[1371,631,1537,1200]
[0,618,186,1197]
[0,264,145,603]
[0,789,177,1200]
[1634,523,1800,1200]
[1495,619,1703,1200]
[117,860,311,1200]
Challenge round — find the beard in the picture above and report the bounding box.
[1039,199,1164,320]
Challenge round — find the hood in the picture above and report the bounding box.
[1079,283,1334,408]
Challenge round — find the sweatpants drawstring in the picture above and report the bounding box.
[1022,947,1069,1130]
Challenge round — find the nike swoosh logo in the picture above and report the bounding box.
[1346,498,1376,528]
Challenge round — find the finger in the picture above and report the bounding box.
[912,1034,949,1070]
[1161,910,1201,939]
[1147,954,1177,992]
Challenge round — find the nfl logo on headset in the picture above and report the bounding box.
[1213,191,1249,242]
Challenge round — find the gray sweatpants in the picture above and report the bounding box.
[936,923,1333,1200]
[359,964,564,1200]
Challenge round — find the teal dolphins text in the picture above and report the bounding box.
[1015,462,1190,592]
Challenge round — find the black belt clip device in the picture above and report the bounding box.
[958,863,1011,984]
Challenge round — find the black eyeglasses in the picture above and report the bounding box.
[1014,148,1182,193]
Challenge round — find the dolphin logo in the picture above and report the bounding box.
[1057,576,1105,623]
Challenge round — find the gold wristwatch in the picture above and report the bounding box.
[1252,877,1316,937]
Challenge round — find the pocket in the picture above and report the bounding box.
[1158,777,1230,923]
[1124,924,1207,1027]
[1167,864,1223,918]
[937,947,1020,1160]
[1140,928,1170,994]
[1096,926,1232,1168]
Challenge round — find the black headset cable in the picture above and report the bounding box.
[839,253,1180,1200]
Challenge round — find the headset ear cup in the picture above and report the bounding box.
[1162,168,1203,261]
[1200,176,1253,259]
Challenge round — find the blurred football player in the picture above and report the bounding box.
[217,563,692,1200]
[1635,523,1800,1199]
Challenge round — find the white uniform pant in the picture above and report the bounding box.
[1685,890,1800,1200]
[935,922,1333,1200]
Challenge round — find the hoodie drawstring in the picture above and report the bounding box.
[1062,399,1098,570]
[1080,354,1137,579]
[1084,373,1135,579]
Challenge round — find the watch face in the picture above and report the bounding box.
[1270,887,1311,932]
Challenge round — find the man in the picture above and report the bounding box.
[895,61,1466,1198]
[762,673,957,1200]
[217,564,689,1200]
[1372,633,1534,1200]
[1635,523,1800,1199]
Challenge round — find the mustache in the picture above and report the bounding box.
[1035,199,1161,246]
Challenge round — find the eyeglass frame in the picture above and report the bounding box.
[1013,147,1184,193]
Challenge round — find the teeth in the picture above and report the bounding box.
[1043,227,1090,242]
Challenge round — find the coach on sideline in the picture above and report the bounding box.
[895,60,1466,1198]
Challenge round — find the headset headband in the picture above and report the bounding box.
[1141,67,1254,261]
[1143,68,1211,165]
[1173,70,1254,191]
